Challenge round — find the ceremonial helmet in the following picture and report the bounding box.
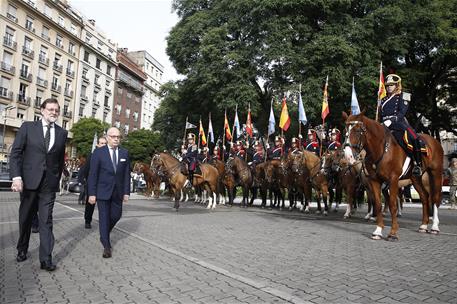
[187,133,195,140]
[291,137,298,144]
[202,147,209,152]
[331,128,341,142]
[385,74,402,93]
[308,129,316,139]
[214,146,220,151]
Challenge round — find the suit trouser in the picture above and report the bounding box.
[17,174,56,263]
[97,186,123,249]
[83,183,96,224]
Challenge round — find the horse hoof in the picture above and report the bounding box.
[289,207,293,211]
[371,234,382,240]
[387,235,399,242]
[418,228,428,233]
[430,229,440,235]
[323,211,328,216]
[343,214,350,219]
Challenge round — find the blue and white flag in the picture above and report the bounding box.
[298,91,307,126]
[268,101,276,136]
[233,106,241,139]
[207,114,214,143]
[91,132,98,153]
[351,78,361,115]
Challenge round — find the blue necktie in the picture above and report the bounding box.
[112,148,117,172]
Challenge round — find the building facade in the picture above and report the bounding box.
[112,48,146,135]
[125,50,163,130]
[0,0,83,162]
[74,17,116,124]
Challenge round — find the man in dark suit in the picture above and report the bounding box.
[78,136,107,229]
[10,98,68,271]
[88,127,130,258]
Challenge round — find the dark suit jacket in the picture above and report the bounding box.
[9,120,68,192]
[78,152,92,184]
[87,145,130,201]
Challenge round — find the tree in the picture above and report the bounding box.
[159,0,457,143]
[70,117,109,157]
[121,129,165,164]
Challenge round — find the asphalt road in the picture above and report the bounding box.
[1,192,457,304]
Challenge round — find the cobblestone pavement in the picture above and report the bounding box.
[1,191,457,304]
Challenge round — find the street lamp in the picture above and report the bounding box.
[1,105,15,164]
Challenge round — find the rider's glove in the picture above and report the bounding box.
[383,120,392,127]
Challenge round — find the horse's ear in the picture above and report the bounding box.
[342,111,349,121]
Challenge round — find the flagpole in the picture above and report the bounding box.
[375,62,383,122]
[207,112,211,146]
[183,116,188,145]
[197,117,201,151]
[222,109,226,161]
[298,84,302,148]
[231,105,237,144]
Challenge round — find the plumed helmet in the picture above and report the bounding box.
[236,140,242,146]
[254,140,261,146]
[275,136,281,142]
[386,74,401,85]
[202,147,209,152]
[214,146,220,151]
[187,133,195,140]
[291,137,298,143]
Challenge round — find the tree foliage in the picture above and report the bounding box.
[70,117,109,157]
[122,129,165,164]
[155,0,457,149]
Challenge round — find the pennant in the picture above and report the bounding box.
[279,96,291,131]
[377,62,386,104]
[91,132,98,153]
[207,113,214,143]
[298,91,307,126]
[321,75,329,121]
[224,110,232,141]
[268,101,276,136]
[185,121,197,129]
[233,106,241,139]
[199,119,207,146]
[246,104,253,137]
[351,78,361,115]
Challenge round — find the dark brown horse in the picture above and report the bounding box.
[264,159,291,210]
[209,158,226,205]
[343,112,443,240]
[133,162,161,198]
[224,156,252,207]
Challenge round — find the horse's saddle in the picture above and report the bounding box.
[390,129,429,157]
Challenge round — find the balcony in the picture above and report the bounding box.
[94,81,101,91]
[34,98,42,109]
[25,0,36,8]
[7,13,18,23]
[0,61,15,75]
[51,83,61,93]
[41,33,50,42]
[80,94,88,103]
[38,54,49,66]
[64,89,73,98]
[19,70,32,82]
[25,24,35,33]
[17,94,31,106]
[66,68,75,78]
[22,46,34,59]
[3,36,17,51]
[53,62,63,73]
[105,87,112,95]
[118,72,145,94]
[63,110,72,119]
[0,87,13,100]
[93,98,100,108]
[36,77,48,88]
[82,74,90,84]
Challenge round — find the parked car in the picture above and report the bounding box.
[410,185,455,204]
[0,171,12,191]
[67,171,81,193]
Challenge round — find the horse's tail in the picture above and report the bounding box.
[421,134,443,208]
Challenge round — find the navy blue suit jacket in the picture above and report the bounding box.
[87,145,131,201]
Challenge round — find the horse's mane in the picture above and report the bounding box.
[159,152,179,163]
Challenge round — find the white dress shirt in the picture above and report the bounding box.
[42,120,55,152]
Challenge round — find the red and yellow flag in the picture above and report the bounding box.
[199,119,207,146]
[377,62,386,101]
[321,76,329,121]
[224,110,232,141]
[246,104,253,137]
[279,97,291,131]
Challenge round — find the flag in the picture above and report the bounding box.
[233,106,241,139]
[298,91,307,126]
[207,113,214,143]
[246,104,253,137]
[224,110,232,141]
[268,101,275,136]
[279,96,291,131]
[199,119,207,146]
[185,121,197,129]
[351,78,361,115]
[321,75,329,121]
[377,62,386,103]
[91,132,98,152]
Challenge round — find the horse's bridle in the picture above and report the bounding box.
[344,120,366,161]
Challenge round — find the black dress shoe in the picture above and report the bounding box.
[85,222,91,229]
[102,248,112,258]
[16,251,27,262]
[40,261,57,271]
[31,226,39,233]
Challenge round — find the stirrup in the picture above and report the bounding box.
[412,165,422,176]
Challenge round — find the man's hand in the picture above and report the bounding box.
[123,195,129,203]
[11,179,23,192]
[88,196,96,205]
[383,120,392,127]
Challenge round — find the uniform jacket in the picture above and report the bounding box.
[380,94,409,131]
[305,141,320,156]
[327,141,341,151]
[269,146,283,160]
[183,144,198,170]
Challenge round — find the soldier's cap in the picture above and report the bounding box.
[386,74,401,85]
[202,147,209,152]
[187,133,195,139]
[254,140,261,146]
[236,140,243,145]
[274,136,281,142]
[331,128,339,135]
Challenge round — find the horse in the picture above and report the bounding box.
[152,152,219,210]
[133,162,161,198]
[250,162,269,208]
[224,156,252,207]
[208,158,226,205]
[343,112,443,240]
[264,159,294,210]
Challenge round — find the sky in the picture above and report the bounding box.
[70,0,181,82]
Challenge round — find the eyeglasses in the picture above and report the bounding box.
[108,135,121,139]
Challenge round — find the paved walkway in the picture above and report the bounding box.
[1,192,457,303]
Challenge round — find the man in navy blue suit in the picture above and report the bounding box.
[87,127,130,258]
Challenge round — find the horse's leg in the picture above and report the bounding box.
[382,188,389,215]
[328,187,334,212]
[336,185,343,212]
[322,184,329,216]
[412,177,431,233]
[250,187,257,206]
[173,187,180,210]
[371,180,385,240]
[387,178,400,241]
[344,184,354,219]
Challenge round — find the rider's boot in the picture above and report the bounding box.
[412,140,423,176]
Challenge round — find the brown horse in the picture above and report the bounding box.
[133,162,161,198]
[224,156,252,207]
[264,159,291,210]
[209,158,226,205]
[343,112,443,240]
[152,152,219,210]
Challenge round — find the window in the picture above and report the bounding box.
[24,37,32,51]
[54,53,61,67]
[44,4,52,17]
[19,83,28,99]
[0,76,10,94]
[96,58,101,69]
[125,108,130,119]
[7,4,17,20]
[82,68,88,78]
[34,115,41,121]
[117,87,123,95]
[25,16,34,31]
[68,42,75,55]
[20,62,29,78]
[39,46,47,60]
[56,35,63,48]
[104,95,109,106]
[133,112,138,122]
[42,26,49,40]
[124,124,129,134]
[97,40,103,50]
[5,27,15,42]
[38,67,45,78]
[62,121,67,130]
[85,33,92,44]
[3,51,12,65]
[65,81,71,92]
[36,89,43,105]
[84,51,89,62]
[79,105,84,117]
[70,24,77,35]
[106,79,111,87]
[116,104,122,115]
[17,110,24,119]
[58,15,64,27]
[92,108,97,117]
[67,60,73,73]
[81,85,87,96]
[106,65,111,76]
[52,75,58,88]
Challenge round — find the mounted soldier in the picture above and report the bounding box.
[235,140,246,159]
[269,136,284,160]
[327,128,342,152]
[212,146,222,161]
[200,147,210,163]
[305,129,320,156]
[380,74,423,176]
[182,133,198,187]
[289,137,302,155]
[250,140,265,168]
